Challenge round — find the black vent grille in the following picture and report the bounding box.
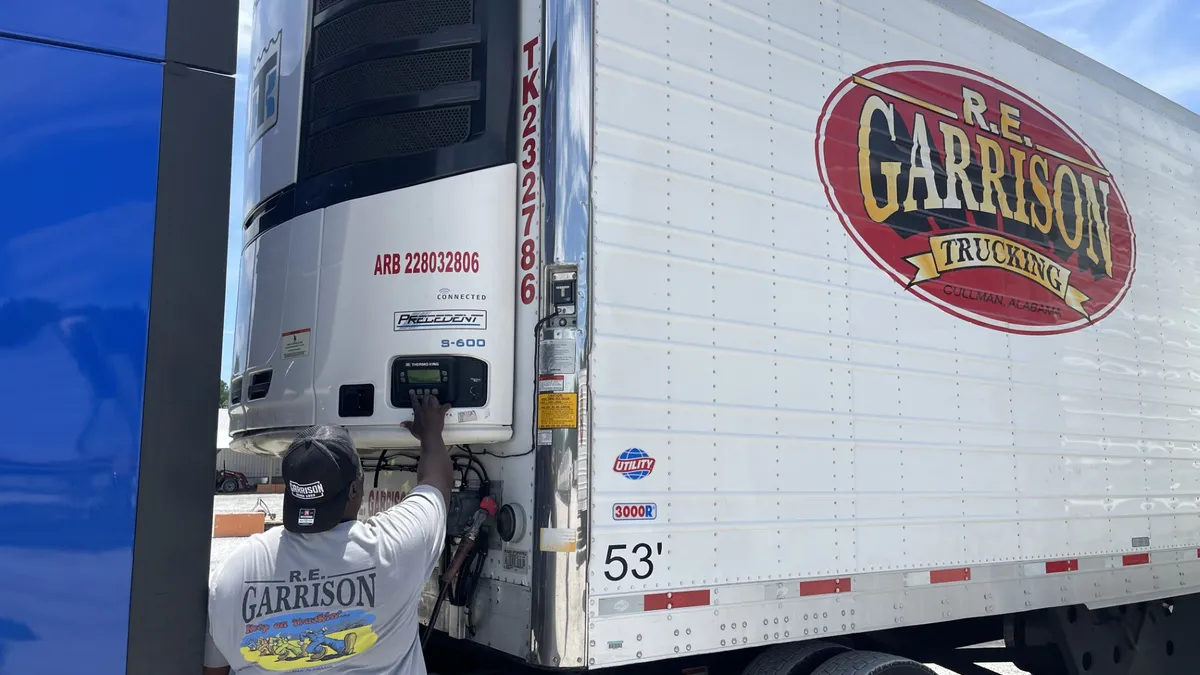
[309,49,473,119]
[247,370,273,401]
[313,0,474,66]
[305,106,471,177]
[267,0,513,220]
[229,375,243,405]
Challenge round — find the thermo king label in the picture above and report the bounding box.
[394,309,486,331]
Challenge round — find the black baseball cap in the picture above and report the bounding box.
[282,425,363,533]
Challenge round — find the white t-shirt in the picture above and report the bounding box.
[205,485,446,673]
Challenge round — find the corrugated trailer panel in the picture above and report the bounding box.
[214,449,281,480]
[586,0,1200,666]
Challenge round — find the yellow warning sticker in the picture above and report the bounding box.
[537,393,578,429]
[539,527,578,553]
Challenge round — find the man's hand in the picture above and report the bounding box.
[404,392,454,504]
[403,392,451,440]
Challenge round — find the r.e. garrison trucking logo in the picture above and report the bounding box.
[816,60,1135,334]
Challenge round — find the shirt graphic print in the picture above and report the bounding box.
[240,565,379,668]
[206,484,447,674]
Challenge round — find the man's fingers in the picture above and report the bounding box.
[409,391,420,408]
[401,421,413,430]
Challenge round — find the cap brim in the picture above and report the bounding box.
[283,484,352,533]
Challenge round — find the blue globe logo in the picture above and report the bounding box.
[613,448,655,480]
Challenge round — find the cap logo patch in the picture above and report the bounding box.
[298,508,316,526]
[289,480,325,500]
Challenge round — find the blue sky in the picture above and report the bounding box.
[216,0,1200,379]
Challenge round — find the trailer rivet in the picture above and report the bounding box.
[674,647,680,654]
[722,640,727,646]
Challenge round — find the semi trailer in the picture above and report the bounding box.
[230,0,1200,673]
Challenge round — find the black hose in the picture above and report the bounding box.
[422,581,450,651]
[373,450,389,488]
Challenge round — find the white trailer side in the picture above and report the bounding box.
[575,0,1200,669]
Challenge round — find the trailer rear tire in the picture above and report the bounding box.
[741,641,850,675]
[809,651,934,675]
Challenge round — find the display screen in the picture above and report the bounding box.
[407,368,441,384]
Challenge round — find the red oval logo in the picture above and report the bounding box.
[816,60,1135,334]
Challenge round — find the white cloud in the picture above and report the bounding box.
[1022,0,1106,21]
[984,0,1199,111]
[1141,64,1200,101]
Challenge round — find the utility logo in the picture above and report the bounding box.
[613,448,655,480]
[393,309,486,331]
[816,60,1135,334]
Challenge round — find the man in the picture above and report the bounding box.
[204,393,453,674]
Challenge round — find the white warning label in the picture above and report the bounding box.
[282,329,311,359]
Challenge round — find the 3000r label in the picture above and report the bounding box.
[373,252,479,275]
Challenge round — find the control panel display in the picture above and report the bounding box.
[391,355,488,409]
[406,368,441,384]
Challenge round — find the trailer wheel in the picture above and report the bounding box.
[221,478,239,493]
[741,641,850,675]
[809,651,934,675]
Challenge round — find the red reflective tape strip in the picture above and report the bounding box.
[1046,559,1079,574]
[644,590,710,611]
[1123,554,1150,567]
[930,567,971,584]
[799,577,852,596]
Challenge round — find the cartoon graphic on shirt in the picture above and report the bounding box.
[238,566,379,671]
